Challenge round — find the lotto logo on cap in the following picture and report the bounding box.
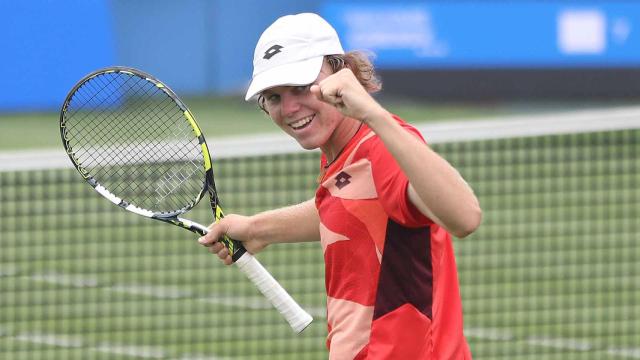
[245,13,345,100]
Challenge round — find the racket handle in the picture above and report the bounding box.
[188,220,312,332]
[234,252,313,333]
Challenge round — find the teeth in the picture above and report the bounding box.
[290,115,313,129]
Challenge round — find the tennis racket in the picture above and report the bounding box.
[59,66,313,333]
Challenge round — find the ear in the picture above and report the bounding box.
[257,95,270,115]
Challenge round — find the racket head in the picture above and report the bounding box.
[60,66,217,219]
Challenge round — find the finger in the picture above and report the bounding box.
[207,245,232,265]
[316,84,342,106]
[216,247,230,260]
[324,92,342,106]
[209,242,225,254]
[198,236,210,246]
[310,84,322,100]
[198,234,217,246]
[199,221,226,245]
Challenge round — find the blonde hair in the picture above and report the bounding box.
[326,51,382,93]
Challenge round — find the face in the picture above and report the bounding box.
[260,62,346,152]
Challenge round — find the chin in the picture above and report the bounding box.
[297,141,320,150]
[291,132,326,151]
[292,136,321,150]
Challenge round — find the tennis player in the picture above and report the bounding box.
[200,13,481,359]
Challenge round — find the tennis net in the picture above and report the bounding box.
[1,107,638,359]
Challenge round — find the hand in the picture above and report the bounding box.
[198,214,267,265]
[310,68,387,124]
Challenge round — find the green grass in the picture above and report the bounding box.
[0,114,638,358]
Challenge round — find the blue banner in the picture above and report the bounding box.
[1,1,115,111]
[321,1,640,69]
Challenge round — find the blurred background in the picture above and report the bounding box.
[4,0,640,113]
[1,1,638,359]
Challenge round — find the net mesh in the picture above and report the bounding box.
[1,116,638,359]
[61,71,206,214]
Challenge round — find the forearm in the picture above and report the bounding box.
[250,199,321,245]
[366,110,482,237]
[312,68,481,237]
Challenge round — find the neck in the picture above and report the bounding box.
[322,118,362,165]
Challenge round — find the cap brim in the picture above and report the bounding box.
[245,56,324,101]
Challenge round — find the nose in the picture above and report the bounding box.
[280,91,301,118]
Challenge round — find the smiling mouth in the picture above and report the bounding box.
[289,115,314,130]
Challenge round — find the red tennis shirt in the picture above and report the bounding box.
[315,116,471,359]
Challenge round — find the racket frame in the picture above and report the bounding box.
[60,66,312,333]
[60,66,245,257]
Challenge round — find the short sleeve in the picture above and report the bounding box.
[365,122,432,227]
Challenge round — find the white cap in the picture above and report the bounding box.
[245,13,344,101]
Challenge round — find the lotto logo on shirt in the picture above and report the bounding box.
[335,171,352,189]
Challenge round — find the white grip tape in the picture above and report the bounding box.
[234,252,313,333]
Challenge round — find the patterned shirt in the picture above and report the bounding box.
[315,116,471,359]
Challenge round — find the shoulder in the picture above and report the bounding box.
[392,114,425,141]
[357,115,425,157]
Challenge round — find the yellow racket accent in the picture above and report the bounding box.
[215,205,224,221]
[185,111,201,137]
[201,144,212,170]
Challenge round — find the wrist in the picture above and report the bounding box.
[363,106,393,130]
[248,212,272,247]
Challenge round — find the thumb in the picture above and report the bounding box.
[198,219,227,246]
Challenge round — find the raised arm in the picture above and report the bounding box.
[365,111,481,238]
[199,199,320,264]
[311,69,482,238]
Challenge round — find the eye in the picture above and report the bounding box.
[292,85,311,94]
[265,93,280,104]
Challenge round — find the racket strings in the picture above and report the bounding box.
[63,71,207,214]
